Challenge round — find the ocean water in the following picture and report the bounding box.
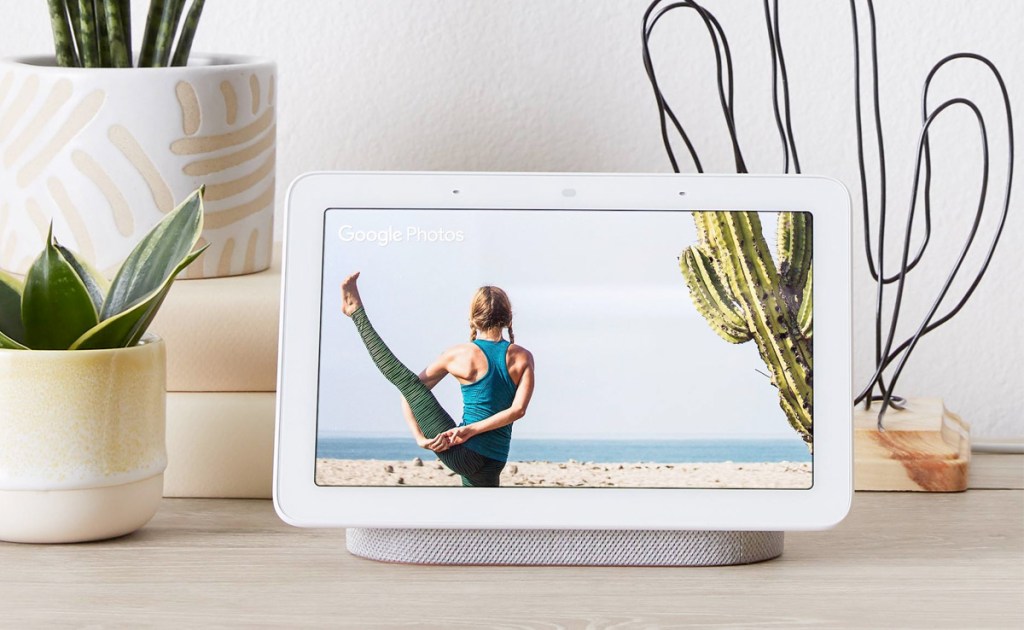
[316,436,812,463]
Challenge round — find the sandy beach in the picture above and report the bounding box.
[316,458,811,488]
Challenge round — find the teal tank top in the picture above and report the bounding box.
[460,339,517,462]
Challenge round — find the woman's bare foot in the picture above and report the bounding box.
[340,272,363,317]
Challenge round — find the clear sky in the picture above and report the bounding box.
[316,208,806,444]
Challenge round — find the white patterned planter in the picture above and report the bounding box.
[0,337,166,543]
[0,54,276,278]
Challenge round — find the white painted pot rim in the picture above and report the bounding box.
[2,53,274,73]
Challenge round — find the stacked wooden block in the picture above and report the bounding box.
[152,249,280,498]
[853,398,970,492]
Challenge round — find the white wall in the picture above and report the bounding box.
[2,1,1020,438]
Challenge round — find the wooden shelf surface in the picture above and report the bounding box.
[1,453,1022,628]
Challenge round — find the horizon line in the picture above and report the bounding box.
[317,432,807,442]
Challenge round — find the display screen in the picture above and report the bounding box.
[316,208,813,489]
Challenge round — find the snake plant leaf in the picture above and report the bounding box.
[123,247,205,347]
[55,243,110,316]
[0,269,27,348]
[46,0,79,67]
[71,188,206,350]
[139,0,164,67]
[21,225,99,350]
[77,0,100,68]
[0,327,27,349]
[171,0,206,66]
[71,247,206,350]
[100,187,203,321]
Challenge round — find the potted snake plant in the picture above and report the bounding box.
[0,1,276,279]
[0,187,206,543]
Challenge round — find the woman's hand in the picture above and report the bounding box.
[415,426,474,453]
[416,434,452,453]
[438,425,475,447]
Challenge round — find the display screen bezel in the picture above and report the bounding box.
[274,172,851,531]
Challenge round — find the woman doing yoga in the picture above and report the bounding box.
[340,273,536,487]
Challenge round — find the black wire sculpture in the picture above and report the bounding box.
[641,0,1014,431]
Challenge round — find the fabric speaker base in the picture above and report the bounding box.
[346,528,784,566]
[164,392,275,498]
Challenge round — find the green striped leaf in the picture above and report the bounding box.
[21,226,99,350]
[101,0,131,68]
[172,0,206,66]
[55,243,109,315]
[0,269,27,349]
[72,247,206,350]
[77,0,100,68]
[138,0,164,67]
[101,187,203,320]
[0,328,27,349]
[72,187,206,349]
[46,0,79,67]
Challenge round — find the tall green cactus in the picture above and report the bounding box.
[679,211,813,449]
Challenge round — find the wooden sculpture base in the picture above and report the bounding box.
[853,398,970,492]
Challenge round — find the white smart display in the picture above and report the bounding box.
[275,172,852,532]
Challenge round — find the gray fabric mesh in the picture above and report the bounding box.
[346,529,784,566]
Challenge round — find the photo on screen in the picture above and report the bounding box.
[315,208,813,489]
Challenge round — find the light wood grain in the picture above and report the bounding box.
[854,398,971,491]
[1,457,1022,628]
[970,452,1024,489]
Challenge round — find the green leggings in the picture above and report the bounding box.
[351,306,506,487]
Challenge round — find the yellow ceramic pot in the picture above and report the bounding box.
[0,336,166,543]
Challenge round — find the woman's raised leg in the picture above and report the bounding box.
[340,273,502,486]
[341,273,455,438]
